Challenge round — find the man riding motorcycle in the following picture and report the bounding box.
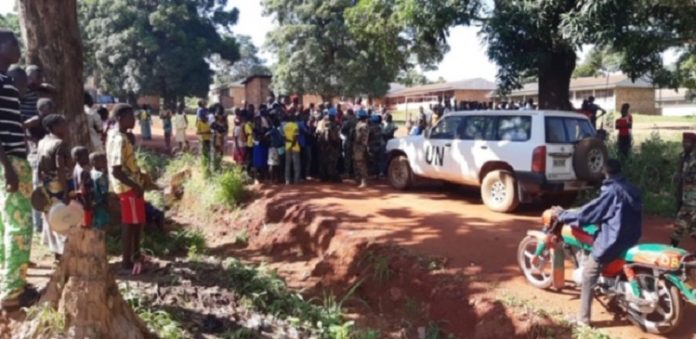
[553,159,643,327]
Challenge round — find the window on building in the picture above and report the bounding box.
[576,90,594,100]
[594,89,614,98]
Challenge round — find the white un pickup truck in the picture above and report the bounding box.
[385,110,608,212]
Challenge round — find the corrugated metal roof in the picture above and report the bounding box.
[502,74,653,97]
[386,78,496,97]
[656,88,689,102]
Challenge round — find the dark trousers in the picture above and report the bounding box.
[580,255,602,324]
[618,135,631,157]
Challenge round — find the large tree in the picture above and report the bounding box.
[263,0,417,100]
[573,47,622,78]
[212,35,270,86]
[80,0,240,109]
[19,0,89,147]
[347,0,696,110]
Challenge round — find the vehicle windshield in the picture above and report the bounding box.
[545,117,595,144]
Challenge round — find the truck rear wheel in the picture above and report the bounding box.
[481,170,519,213]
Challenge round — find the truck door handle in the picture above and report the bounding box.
[480,145,488,150]
[444,143,452,147]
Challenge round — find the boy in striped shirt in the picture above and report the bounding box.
[0,29,38,309]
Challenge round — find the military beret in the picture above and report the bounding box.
[683,132,696,141]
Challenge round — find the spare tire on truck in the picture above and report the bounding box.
[573,137,608,181]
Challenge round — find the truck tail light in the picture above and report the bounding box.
[532,146,546,173]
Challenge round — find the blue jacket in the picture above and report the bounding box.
[558,175,642,263]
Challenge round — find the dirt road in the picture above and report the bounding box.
[223,181,696,339]
[140,120,696,338]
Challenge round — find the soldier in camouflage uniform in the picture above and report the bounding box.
[341,109,357,179]
[318,110,341,182]
[672,132,696,247]
[367,115,384,177]
[353,110,370,188]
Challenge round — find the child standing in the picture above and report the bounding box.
[37,114,71,258]
[160,109,173,152]
[138,105,152,141]
[89,152,110,230]
[106,104,145,275]
[210,112,228,172]
[232,111,246,165]
[267,116,284,183]
[173,106,189,151]
[195,101,211,169]
[71,146,93,228]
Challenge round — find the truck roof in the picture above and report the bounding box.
[443,110,589,119]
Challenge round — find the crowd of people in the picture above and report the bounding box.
[192,97,399,188]
[0,30,166,308]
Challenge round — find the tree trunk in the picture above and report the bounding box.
[16,229,153,339]
[18,0,89,148]
[537,47,576,111]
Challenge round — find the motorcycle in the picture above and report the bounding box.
[518,209,696,334]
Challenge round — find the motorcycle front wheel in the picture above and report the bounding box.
[517,235,553,289]
[629,274,684,334]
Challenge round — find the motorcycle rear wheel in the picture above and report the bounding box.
[629,274,684,334]
[517,235,553,289]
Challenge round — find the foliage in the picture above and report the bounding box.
[618,133,681,217]
[79,0,240,107]
[562,0,696,90]
[397,68,431,87]
[234,229,249,247]
[24,303,66,336]
[0,13,21,51]
[136,148,168,180]
[578,133,681,217]
[221,258,361,336]
[141,228,206,257]
[212,35,270,86]
[263,0,418,99]
[121,284,187,339]
[573,47,622,78]
[216,167,249,207]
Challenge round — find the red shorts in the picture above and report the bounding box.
[83,210,93,228]
[119,190,146,225]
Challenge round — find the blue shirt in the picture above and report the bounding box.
[558,175,642,263]
[196,107,208,121]
[297,120,309,148]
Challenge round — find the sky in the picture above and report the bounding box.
[0,0,501,82]
[226,1,499,82]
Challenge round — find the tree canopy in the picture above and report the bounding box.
[80,0,241,108]
[212,35,270,87]
[573,47,622,78]
[342,0,696,109]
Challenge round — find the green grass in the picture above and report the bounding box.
[141,228,206,257]
[23,303,66,336]
[497,291,613,339]
[632,113,696,124]
[121,284,187,339]
[221,258,362,337]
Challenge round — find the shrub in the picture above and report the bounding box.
[215,167,248,207]
[580,133,680,217]
[618,133,680,217]
[141,228,206,257]
[136,148,167,180]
